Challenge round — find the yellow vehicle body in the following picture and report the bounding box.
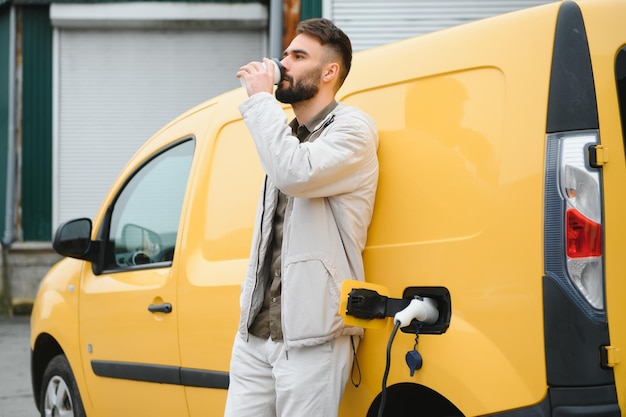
[30,0,626,416]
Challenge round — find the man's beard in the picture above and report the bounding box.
[276,67,322,104]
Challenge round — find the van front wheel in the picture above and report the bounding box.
[40,354,86,417]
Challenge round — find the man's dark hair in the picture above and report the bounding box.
[296,18,353,88]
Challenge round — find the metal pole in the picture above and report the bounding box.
[2,5,16,248]
[268,0,283,59]
[2,5,18,316]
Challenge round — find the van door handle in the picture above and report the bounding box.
[148,303,173,313]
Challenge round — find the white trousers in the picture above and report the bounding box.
[223,334,354,417]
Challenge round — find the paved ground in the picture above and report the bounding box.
[0,315,38,417]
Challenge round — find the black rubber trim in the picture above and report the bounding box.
[485,385,620,416]
[616,48,626,160]
[543,276,613,387]
[180,367,229,389]
[91,360,229,390]
[550,385,620,416]
[546,1,598,133]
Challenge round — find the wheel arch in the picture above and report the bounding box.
[366,383,464,417]
[31,333,65,411]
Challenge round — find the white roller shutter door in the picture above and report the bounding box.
[325,0,559,51]
[52,4,267,226]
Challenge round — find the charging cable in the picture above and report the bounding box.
[377,297,439,417]
[379,320,401,417]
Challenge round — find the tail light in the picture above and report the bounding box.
[545,130,605,316]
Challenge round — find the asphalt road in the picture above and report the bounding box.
[0,315,38,417]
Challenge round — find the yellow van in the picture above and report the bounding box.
[30,0,626,416]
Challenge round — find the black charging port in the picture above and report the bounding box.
[401,286,451,334]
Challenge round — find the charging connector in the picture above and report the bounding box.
[393,296,439,328]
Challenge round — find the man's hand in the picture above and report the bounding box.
[237,58,276,97]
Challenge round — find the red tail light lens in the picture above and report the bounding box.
[566,208,602,258]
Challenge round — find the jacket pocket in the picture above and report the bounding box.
[282,255,341,344]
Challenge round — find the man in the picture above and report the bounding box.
[225,18,379,417]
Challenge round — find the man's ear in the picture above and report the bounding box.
[322,62,340,83]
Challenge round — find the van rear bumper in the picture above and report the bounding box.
[488,385,620,417]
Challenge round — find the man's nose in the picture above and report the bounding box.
[280,57,289,71]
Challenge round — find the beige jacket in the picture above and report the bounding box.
[238,92,379,349]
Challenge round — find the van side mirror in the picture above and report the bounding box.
[53,218,99,262]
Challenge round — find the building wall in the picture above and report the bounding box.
[50,2,268,226]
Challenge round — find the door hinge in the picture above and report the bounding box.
[601,345,621,368]
[589,144,609,167]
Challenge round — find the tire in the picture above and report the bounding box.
[40,354,86,417]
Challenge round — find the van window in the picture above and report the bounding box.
[103,139,194,271]
[616,47,626,153]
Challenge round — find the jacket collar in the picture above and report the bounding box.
[289,100,339,136]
